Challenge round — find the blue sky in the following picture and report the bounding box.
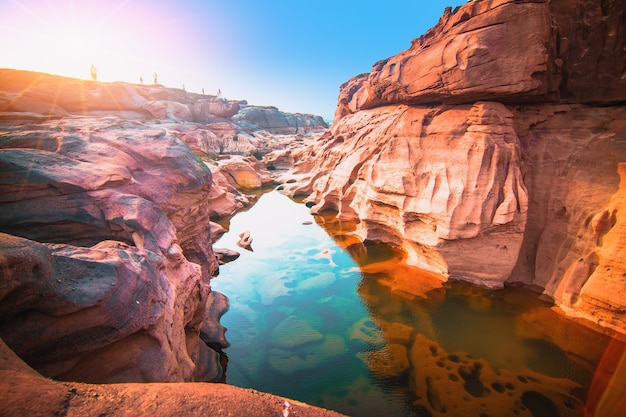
[0,0,466,120]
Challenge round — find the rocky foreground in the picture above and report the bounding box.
[0,70,335,415]
[274,0,626,337]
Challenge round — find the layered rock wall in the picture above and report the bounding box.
[281,0,626,334]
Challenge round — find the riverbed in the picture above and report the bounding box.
[212,190,622,417]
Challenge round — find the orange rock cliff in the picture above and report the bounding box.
[276,0,626,336]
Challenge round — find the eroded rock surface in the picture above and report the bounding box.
[0,67,333,416]
[0,115,230,383]
[334,0,625,120]
[277,0,626,335]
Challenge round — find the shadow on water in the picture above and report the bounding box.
[212,190,623,417]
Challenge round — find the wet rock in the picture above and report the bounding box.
[270,315,323,349]
[268,334,348,375]
[405,334,584,416]
[296,272,336,291]
[365,343,410,378]
[349,318,382,347]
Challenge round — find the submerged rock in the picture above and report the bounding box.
[270,316,324,349]
[268,334,348,375]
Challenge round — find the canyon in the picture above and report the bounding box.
[0,0,625,415]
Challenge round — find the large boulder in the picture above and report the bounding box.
[0,115,227,382]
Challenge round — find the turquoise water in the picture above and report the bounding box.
[212,191,621,417]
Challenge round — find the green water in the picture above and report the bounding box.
[212,191,621,417]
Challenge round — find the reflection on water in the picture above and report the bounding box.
[212,191,624,417]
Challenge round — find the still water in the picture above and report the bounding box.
[212,191,622,417]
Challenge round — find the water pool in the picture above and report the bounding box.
[212,191,623,417]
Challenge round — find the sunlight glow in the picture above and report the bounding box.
[0,0,206,88]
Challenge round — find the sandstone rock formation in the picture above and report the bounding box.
[0,115,228,383]
[278,0,626,335]
[334,0,624,119]
[0,68,339,416]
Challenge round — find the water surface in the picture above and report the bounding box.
[213,191,622,417]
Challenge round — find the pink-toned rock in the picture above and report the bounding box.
[214,155,275,191]
[0,233,223,383]
[0,115,227,382]
[285,102,528,287]
[143,100,193,121]
[192,98,241,121]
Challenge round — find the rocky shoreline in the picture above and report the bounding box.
[1,0,625,415]
[0,70,336,415]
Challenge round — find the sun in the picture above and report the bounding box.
[0,0,186,85]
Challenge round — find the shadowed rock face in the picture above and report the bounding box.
[0,116,228,383]
[278,0,626,335]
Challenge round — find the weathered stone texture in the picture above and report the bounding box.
[0,116,228,383]
[282,0,626,335]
